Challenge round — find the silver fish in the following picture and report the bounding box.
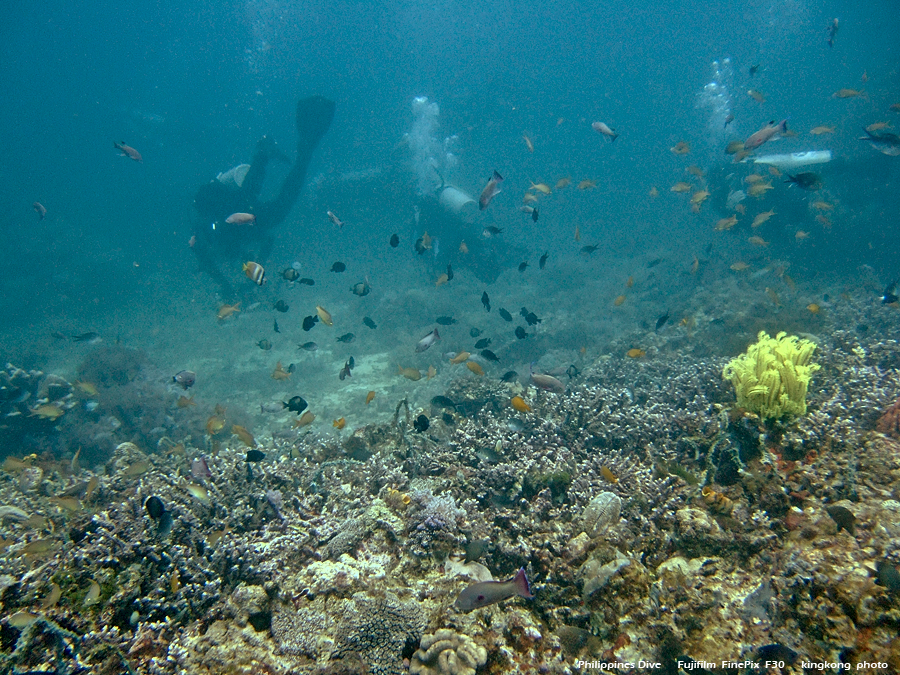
[530,372,565,394]
[415,328,440,353]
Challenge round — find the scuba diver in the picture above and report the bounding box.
[191,95,336,297]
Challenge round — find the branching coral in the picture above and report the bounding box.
[409,629,487,675]
[722,331,820,420]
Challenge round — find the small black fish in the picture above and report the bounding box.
[258,339,272,351]
[282,268,300,281]
[273,318,280,333]
[299,341,318,351]
[330,261,346,273]
[350,280,370,296]
[515,326,527,339]
[469,327,482,338]
[474,338,492,349]
[245,449,266,462]
[539,252,548,269]
[336,332,355,343]
[655,310,670,331]
[523,311,541,326]
[498,308,513,322]
[480,349,499,362]
[876,560,900,594]
[518,261,529,272]
[500,370,519,382]
[71,331,101,343]
[446,263,454,281]
[414,237,427,254]
[581,244,599,255]
[302,315,319,331]
[826,505,856,534]
[749,63,760,76]
[483,226,503,237]
[464,538,489,564]
[274,299,289,313]
[647,257,663,268]
[881,280,898,305]
[784,172,821,191]
[431,395,456,409]
[145,495,166,520]
[339,360,353,380]
[413,414,429,432]
[286,363,296,374]
[298,278,315,286]
[531,207,538,222]
[566,365,580,379]
[173,370,196,389]
[442,412,455,425]
[436,316,457,325]
[348,356,355,369]
[283,395,308,414]
[481,291,491,312]
[390,233,399,247]
[363,316,377,329]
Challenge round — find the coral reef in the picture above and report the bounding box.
[1,329,900,674]
[723,331,820,420]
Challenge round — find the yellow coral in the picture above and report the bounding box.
[722,331,820,420]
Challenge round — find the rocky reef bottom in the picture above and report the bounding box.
[1,329,900,675]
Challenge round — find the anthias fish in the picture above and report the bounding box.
[744,119,788,150]
[114,141,143,162]
[416,329,440,353]
[479,171,503,210]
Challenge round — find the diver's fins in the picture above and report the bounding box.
[295,95,336,157]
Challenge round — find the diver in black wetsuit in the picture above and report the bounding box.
[191,95,336,297]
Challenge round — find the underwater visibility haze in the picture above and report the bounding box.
[1,0,900,672]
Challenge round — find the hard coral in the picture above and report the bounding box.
[409,628,487,675]
[723,331,820,420]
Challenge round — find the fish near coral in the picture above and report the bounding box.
[511,396,531,413]
[455,567,534,612]
[701,485,734,515]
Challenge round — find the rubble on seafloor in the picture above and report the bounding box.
[0,332,899,674]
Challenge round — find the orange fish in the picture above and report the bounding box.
[206,415,225,435]
[511,396,531,413]
[226,212,255,225]
[614,295,626,306]
[114,141,143,162]
[271,362,291,380]
[479,171,503,210]
[333,417,346,430]
[466,361,484,376]
[176,395,195,408]
[398,365,422,381]
[670,141,690,155]
[449,351,470,364]
[626,348,646,358]
[744,119,787,150]
[217,302,240,320]
[232,425,256,447]
[365,391,375,405]
[600,466,619,483]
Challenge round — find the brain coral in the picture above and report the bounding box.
[409,629,488,675]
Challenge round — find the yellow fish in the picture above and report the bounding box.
[690,190,710,206]
[670,141,690,155]
[217,302,241,320]
[626,276,634,288]
[555,177,571,189]
[574,225,581,241]
[670,182,692,193]
[511,396,531,413]
[765,287,781,306]
[714,215,738,231]
[744,174,765,184]
[648,186,659,198]
[232,424,256,447]
[725,140,745,154]
[365,391,375,405]
[427,365,437,380]
[747,89,766,102]
[810,125,835,135]
[866,121,892,133]
[748,236,769,247]
[795,230,810,241]
[435,273,449,287]
[530,182,551,194]
[613,295,626,306]
[626,348,646,358]
[398,365,422,381]
[730,262,749,271]
[600,466,619,483]
[577,179,595,190]
[690,257,699,275]
[449,351,471,364]
[74,381,99,397]
[811,201,833,211]
[807,303,821,314]
[30,404,64,420]
[832,88,864,99]
[315,305,333,326]
[177,395,196,408]
[293,411,315,428]
[747,182,773,198]
[333,417,346,430]
[466,361,484,376]
[206,415,226,435]
[459,241,469,254]
[751,210,775,228]
[523,133,534,152]
[523,192,539,204]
